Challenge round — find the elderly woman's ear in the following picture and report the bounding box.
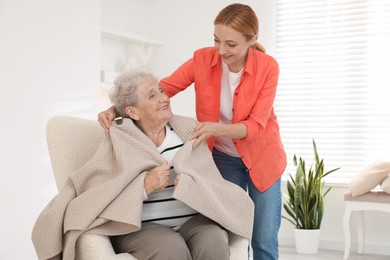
[125,106,139,121]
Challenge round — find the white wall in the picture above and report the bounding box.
[100,0,150,73]
[0,1,100,259]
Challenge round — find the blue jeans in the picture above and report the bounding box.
[212,148,281,260]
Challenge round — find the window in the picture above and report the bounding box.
[274,0,390,180]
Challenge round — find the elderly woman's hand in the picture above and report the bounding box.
[144,161,171,196]
[97,106,117,134]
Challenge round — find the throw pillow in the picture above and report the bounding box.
[350,161,390,197]
[381,175,390,194]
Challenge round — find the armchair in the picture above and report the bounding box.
[46,116,249,260]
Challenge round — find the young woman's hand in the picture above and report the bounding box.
[191,122,221,148]
[191,122,247,148]
[97,106,117,133]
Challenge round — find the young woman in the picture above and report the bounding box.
[98,4,286,260]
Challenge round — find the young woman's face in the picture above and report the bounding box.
[214,24,256,72]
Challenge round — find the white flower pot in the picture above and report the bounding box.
[294,229,321,254]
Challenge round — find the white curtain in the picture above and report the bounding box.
[274,0,390,180]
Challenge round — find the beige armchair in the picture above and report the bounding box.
[46,116,249,260]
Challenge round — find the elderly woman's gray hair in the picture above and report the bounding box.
[109,69,159,117]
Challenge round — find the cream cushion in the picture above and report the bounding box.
[76,234,135,260]
[380,175,390,194]
[350,161,390,197]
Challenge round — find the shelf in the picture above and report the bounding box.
[101,26,163,46]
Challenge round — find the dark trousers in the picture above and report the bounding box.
[111,214,230,260]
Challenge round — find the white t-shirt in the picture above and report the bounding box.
[214,62,242,157]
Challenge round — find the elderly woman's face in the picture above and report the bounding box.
[130,79,172,126]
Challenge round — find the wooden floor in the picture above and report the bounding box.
[278,246,389,260]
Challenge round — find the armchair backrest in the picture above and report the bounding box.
[46,116,105,190]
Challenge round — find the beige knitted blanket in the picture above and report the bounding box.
[32,115,254,260]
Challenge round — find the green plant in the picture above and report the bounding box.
[282,139,340,229]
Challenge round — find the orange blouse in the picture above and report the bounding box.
[160,47,286,192]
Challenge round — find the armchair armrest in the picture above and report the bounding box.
[76,233,136,260]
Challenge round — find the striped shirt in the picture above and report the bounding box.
[141,125,198,229]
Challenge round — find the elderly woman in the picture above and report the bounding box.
[32,69,253,260]
[108,69,235,260]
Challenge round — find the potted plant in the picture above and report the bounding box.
[282,139,340,254]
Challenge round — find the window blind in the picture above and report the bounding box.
[274,0,390,180]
